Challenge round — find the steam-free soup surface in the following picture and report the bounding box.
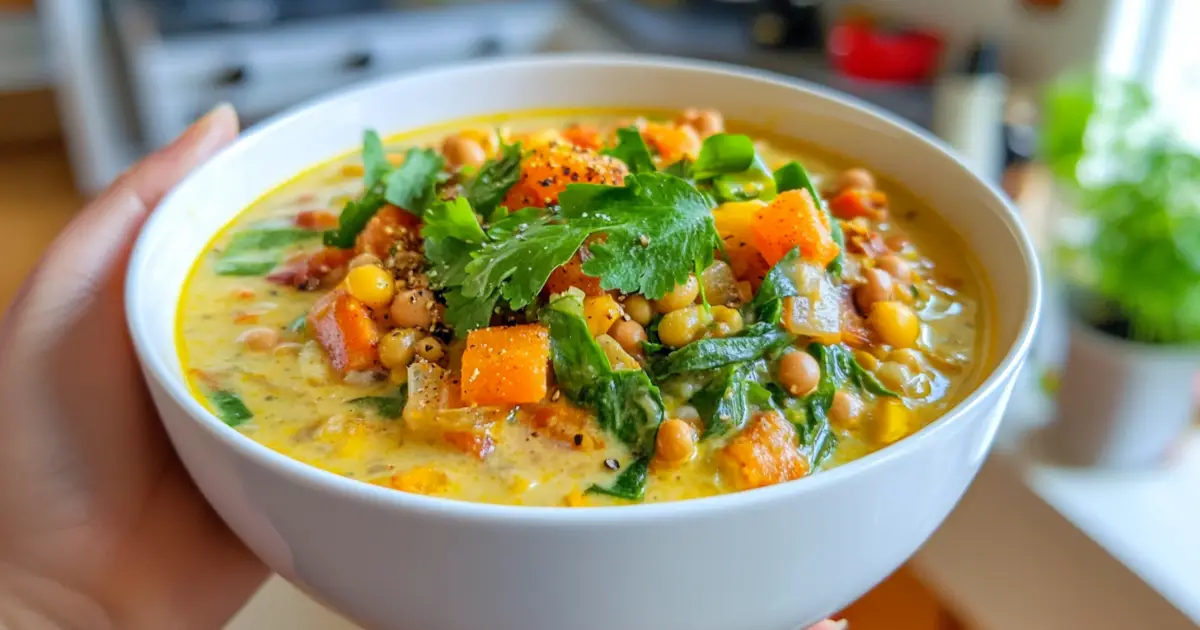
[179,110,986,506]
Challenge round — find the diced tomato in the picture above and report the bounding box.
[267,247,354,290]
[295,209,339,231]
[306,289,380,372]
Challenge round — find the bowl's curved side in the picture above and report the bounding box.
[127,54,1041,630]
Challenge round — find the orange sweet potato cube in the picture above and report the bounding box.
[307,289,380,373]
[717,411,809,491]
[460,324,551,405]
[752,189,840,267]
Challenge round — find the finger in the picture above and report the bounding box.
[808,621,849,630]
[109,103,240,210]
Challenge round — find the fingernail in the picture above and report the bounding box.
[174,102,239,147]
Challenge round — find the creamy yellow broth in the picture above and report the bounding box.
[179,110,988,506]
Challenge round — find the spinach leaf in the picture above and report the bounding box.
[603,126,656,174]
[215,227,321,276]
[466,141,523,218]
[324,188,387,249]
[773,161,806,193]
[651,322,793,379]
[788,343,896,463]
[692,133,755,179]
[206,389,253,427]
[384,147,444,216]
[588,456,651,501]
[361,129,391,190]
[349,386,408,420]
[541,293,665,455]
[711,155,777,203]
[691,362,753,437]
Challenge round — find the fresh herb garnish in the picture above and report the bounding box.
[214,227,321,276]
[772,161,806,193]
[285,313,307,334]
[465,141,523,219]
[349,386,408,420]
[588,456,651,501]
[422,197,487,244]
[692,133,756,179]
[541,292,665,456]
[651,322,793,379]
[383,147,444,216]
[663,158,693,179]
[361,128,391,189]
[603,126,656,173]
[206,389,253,427]
[323,188,387,249]
[750,247,802,323]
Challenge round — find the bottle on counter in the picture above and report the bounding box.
[932,38,1008,182]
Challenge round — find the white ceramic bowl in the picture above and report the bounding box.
[126,55,1041,630]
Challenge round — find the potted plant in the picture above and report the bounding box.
[1040,74,1200,468]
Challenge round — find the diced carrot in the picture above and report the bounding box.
[502,144,627,210]
[355,204,422,258]
[829,188,888,221]
[562,124,603,150]
[519,400,604,451]
[443,429,496,460]
[717,411,809,491]
[752,189,840,267]
[295,209,339,231]
[267,247,354,290]
[544,249,605,297]
[640,122,701,164]
[461,324,551,405]
[307,289,380,372]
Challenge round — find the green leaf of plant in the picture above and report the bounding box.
[206,389,253,427]
[384,147,444,216]
[692,133,755,179]
[466,141,523,218]
[349,386,408,420]
[773,161,806,193]
[423,197,487,244]
[651,322,794,379]
[442,286,499,335]
[285,314,307,334]
[323,188,388,249]
[463,218,589,310]
[750,247,801,322]
[587,456,651,501]
[567,173,723,300]
[215,227,321,276]
[691,362,753,437]
[361,129,391,190]
[603,126,656,174]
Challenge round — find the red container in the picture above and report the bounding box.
[827,21,943,83]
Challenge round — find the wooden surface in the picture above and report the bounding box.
[0,132,957,630]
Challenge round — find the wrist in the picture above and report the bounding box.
[0,562,112,630]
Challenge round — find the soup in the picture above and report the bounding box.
[179,109,986,506]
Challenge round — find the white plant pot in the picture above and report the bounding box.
[1050,318,1198,469]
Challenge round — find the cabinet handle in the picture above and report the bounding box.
[215,66,249,87]
[345,52,374,71]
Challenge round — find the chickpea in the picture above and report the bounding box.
[623,294,654,326]
[610,320,648,357]
[658,305,712,348]
[700,260,741,306]
[344,264,395,309]
[379,328,422,369]
[415,336,445,362]
[390,288,440,330]
[709,305,744,337]
[829,390,863,428]
[778,350,820,396]
[854,268,893,314]
[679,108,724,137]
[835,167,876,192]
[441,135,486,169]
[237,327,279,352]
[876,254,913,283]
[655,418,697,466]
[654,275,700,313]
[348,253,382,269]
[868,301,920,348]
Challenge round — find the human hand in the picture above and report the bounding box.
[0,105,266,629]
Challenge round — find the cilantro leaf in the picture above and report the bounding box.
[324,188,387,248]
[565,173,722,300]
[663,158,693,179]
[603,126,655,173]
[588,456,650,501]
[205,389,252,427]
[463,218,588,310]
[692,133,755,179]
[466,141,523,218]
[442,287,499,334]
[422,197,486,244]
[361,130,391,189]
[650,322,793,379]
[541,292,665,456]
[384,147,444,216]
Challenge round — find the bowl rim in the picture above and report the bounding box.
[126,52,1043,525]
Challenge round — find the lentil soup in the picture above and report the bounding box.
[179,109,988,506]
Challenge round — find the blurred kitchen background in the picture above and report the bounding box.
[1,1,1198,629]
